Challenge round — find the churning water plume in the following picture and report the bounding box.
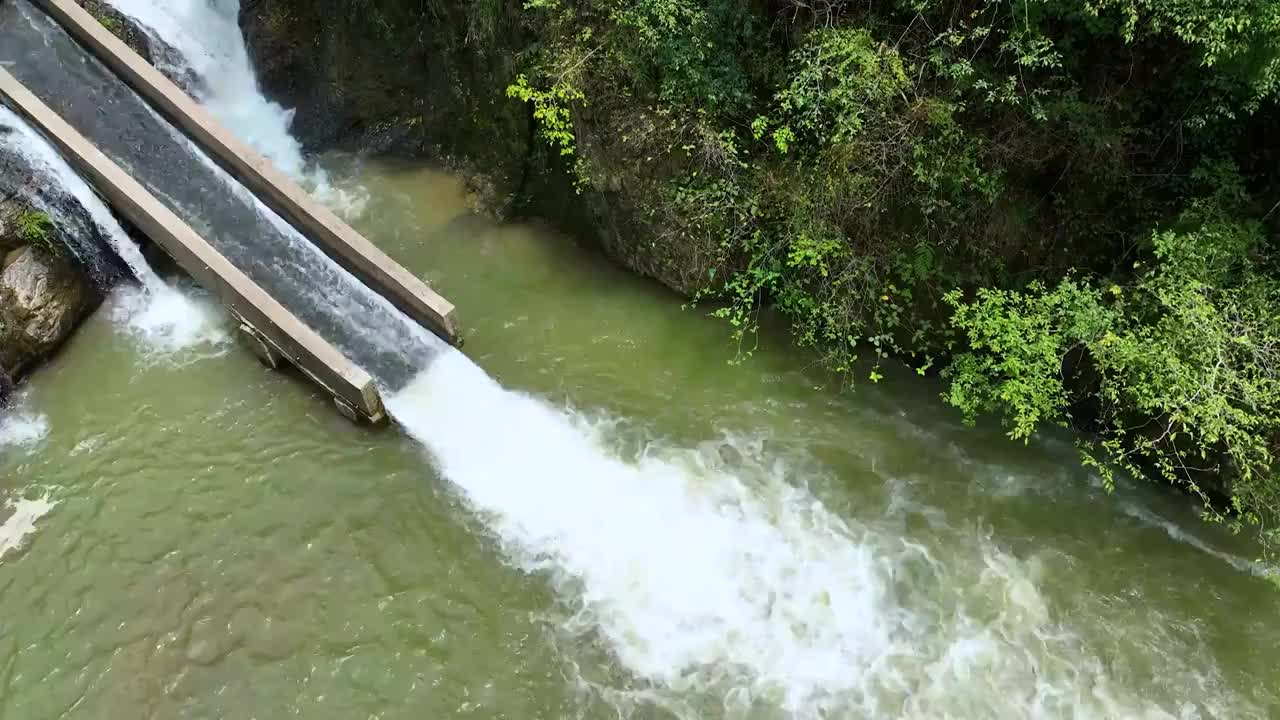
[0,402,48,452]
[384,352,1230,718]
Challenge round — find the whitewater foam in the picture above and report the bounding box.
[387,350,1229,718]
[102,0,368,217]
[109,284,229,358]
[1121,502,1276,579]
[387,352,890,712]
[0,409,49,450]
[0,493,56,560]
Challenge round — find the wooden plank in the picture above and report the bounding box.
[0,66,385,422]
[34,0,461,346]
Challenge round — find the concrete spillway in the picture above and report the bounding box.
[0,0,459,422]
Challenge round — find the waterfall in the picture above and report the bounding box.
[0,105,226,353]
[102,0,366,216]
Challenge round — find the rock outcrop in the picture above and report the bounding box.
[76,0,201,92]
[0,199,98,403]
[235,0,711,297]
[0,138,128,403]
[0,245,90,375]
[238,0,532,217]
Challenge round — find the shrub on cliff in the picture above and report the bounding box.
[947,164,1280,541]
[504,0,1280,550]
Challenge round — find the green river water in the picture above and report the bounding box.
[1,160,1277,719]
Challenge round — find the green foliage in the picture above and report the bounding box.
[947,166,1280,547]
[1085,0,1280,111]
[263,4,294,35]
[341,0,414,44]
[506,74,584,156]
[16,211,56,256]
[944,278,1111,441]
[94,12,124,38]
[768,29,911,146]
[507,0,1280,551]
[711,26,1000,375]
[607,0,754,110]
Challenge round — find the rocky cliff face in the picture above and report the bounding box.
[234,0,707,296]
[238,0,533,216]
[0,195,101,403]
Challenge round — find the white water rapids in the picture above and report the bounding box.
[0,0,1239,715]
[0,393,48,451]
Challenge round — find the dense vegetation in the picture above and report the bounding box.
[497,0,1280,550]
[258,0,1280,552]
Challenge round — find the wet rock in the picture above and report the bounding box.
[238,0,531,216]
[0,141,130,290]
[0,184,114,386]
[75,0,202,93]
[75,1,155,58]
[0,195,22,259]
[0,246,91,376]
[718,442,744,467]
[0,367,11,405]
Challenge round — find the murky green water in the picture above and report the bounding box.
[2,161,1277,719]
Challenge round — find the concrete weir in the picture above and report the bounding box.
[34,0,460,347]
[0,67,385,422]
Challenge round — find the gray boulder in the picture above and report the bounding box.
[0,245,91,377]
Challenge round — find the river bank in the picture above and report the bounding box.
[234,0,1280,548]
[4,154,1278,717]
